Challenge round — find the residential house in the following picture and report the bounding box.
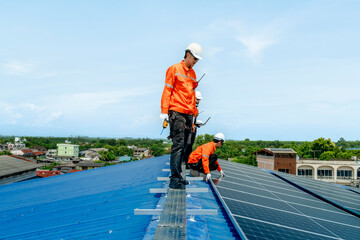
[253,148,297,174]
[77,161,105,170]
[133,147,149,159]
[57,144,79,157]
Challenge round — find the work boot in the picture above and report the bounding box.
[169,178,185,189]
[179,179,189,185]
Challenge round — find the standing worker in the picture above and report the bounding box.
[188,133,226,181]
[160,43,202,189]
[184,90,204,168]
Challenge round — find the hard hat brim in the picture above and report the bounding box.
[192,52,202,60]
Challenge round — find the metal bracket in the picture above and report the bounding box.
[149,188,208,193]
[157,177,203,181]
[134,208,217,216]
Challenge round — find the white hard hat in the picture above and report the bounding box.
[195,91,202,100]
[214,133,225,142]
[186,43,202,60]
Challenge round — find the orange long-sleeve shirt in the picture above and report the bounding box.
[188,141,222,174]
[161,60,198,115]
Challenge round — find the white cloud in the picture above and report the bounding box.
[1,61,58,79]
[22,103,46,111]
[2,61,35,76]
[0,101,62,126]
[35,111,63,126]
[205,19,280,64]
[237,34,276,63]
[0,101,24,124]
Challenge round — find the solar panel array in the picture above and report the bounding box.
[211,160,360,240]
[273,170,360,215]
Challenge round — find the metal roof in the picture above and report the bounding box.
[0,155,42,178]
[253,148,297,155]
[0,156,169,239]
[266,148,297,154]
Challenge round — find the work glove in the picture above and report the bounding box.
[206,173,211,180]
[193,81,198,89]
[160,113,169,121]
[195,119,204,127]
[220,170,225,177]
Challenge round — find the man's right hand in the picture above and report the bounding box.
[160,113,169,121]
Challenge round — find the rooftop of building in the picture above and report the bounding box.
[0,155,42,178]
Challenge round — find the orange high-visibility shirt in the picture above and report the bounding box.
[161,60,198,115]
[188,141,222,174]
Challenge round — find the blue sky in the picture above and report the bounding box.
[1,0,360,141]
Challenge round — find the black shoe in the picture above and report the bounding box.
[186,164,190,170]
[169,178,185,189]
[169,182,185,189]
[179,179,189,185]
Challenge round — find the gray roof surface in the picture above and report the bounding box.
[266,148,297,154]
[0,155,42,177]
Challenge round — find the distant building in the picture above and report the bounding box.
[254,148,360,187]
[21,149,34,157]
[119,156,132,162]
[254,148,297,174]
[89,148,108,152]
[297,159,360,186]
[7,143,26,151]
[0,155,42,185]
[10,150,25,156]
[47,149,57,156]
[80,149,102,161]
[32,146,47,152]
[77,161,105,170]
[52,156,75,162]
[57,144,79,157]
[132,147,149,159]
[0,144,9,151]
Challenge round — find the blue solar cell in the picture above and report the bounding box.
[272,170,360,214]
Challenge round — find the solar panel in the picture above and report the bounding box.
[272,170,360,215]
[211,160,360,240]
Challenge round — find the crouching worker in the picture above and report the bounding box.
[188,133,226,181]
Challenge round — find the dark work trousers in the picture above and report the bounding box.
[169,110,192,183]
[189,154,219,174]
[183,127,197,166]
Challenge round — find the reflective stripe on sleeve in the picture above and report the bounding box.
[165,83,173,89]
[202,154,209,158]
[175,73,188,78]
[190,77,197,81]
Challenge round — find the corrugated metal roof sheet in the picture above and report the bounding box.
[0,155,41,178]
[0,156,169,239]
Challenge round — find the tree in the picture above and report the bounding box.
[0,151,12,155]
[297,142,313,158]
[150,144,166,157]
[117,139,127,146]
[118,146,133,156]
[319,151,335,160]
[98,150,115,161]
[194,134,214,149]
[311,138,335,158]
